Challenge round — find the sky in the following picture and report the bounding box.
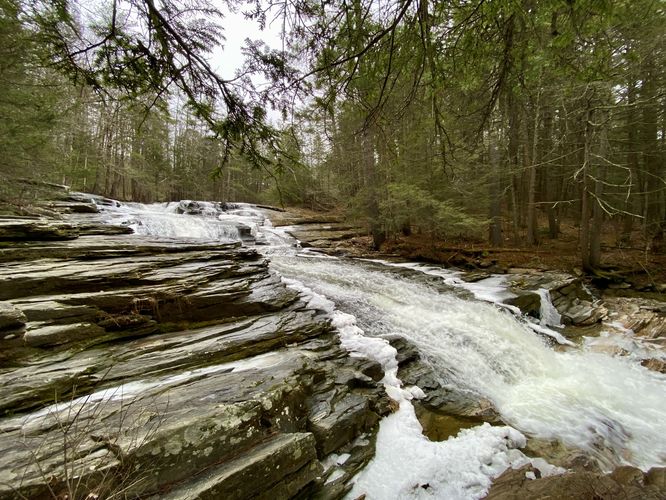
[213,3,284,80]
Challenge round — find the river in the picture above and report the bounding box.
[100,199,666,498]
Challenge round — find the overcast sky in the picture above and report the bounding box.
[214,4,284,80]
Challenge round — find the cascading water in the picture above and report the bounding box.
[537,288,563,327]
[100,200,246,241]
[98,200,666,496]
[268,255,666,470]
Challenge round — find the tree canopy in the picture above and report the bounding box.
[1,0,665,271]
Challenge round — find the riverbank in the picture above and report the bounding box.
[267,206,666,294]
[264,206,666,498]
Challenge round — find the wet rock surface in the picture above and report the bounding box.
[388,335,503,432]
[0,213,389,499]
[485,465,666,500]
[504,271,609,328]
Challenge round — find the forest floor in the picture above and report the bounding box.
[382,234,666,294]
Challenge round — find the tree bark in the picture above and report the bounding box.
[488,138,503,246]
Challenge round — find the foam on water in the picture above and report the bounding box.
[282,270,564,500]
[270,255,666,471]
[98,200,273,242]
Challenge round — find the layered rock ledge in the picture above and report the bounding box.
[0,222,389,499]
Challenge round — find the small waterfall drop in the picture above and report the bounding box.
[99,200,272,242]
[537,288,563,327]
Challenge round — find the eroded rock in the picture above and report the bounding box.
[0,218,79,241]
[0,301,26,331]
[388,336,503,429]
[0,224,389,499]
[485,465,666,500]
[506,273,608,327]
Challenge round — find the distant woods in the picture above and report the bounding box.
[286,0,666,270]
[0,0,664,270]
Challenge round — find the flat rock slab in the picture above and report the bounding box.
[285,225,362,247]
[161,432,321,500]
[0,218,79,241]
[0,301,26,331]
[0,226,388,499]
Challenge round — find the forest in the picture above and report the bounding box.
[1,0,665,273]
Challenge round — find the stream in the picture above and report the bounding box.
[101,199,666,498]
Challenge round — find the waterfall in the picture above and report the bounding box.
[268,255,666,472]
[98,200,666,484]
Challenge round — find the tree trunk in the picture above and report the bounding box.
[580,108,593,272]
[525,141,538,245]
[619,78,639,246]
[525,97,540,245]
[589,120,607,269]
[488,138,503,246]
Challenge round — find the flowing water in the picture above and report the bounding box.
[98,199,666,494]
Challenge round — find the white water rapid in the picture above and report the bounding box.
[97,199,666,498]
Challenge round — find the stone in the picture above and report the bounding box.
[23,322,107,347]
[641,358,666,374]
[562,301,608,326]
[0,218,79,241]
[645,468,666,489]
[522,438,603,472]
[160,433,321,500]
[0,301,26,331]
[283,223,362,249]
[41,201,99,214]
[0,221,390,499]
[386,335,421,366]
[66,192,120,207]
[75,222,134,236]
[16,301,99,323]
[604,297,666,340]
[610,465,646,486]
[463,271,492,283]
[394,337,502,424]
[486,465,666,500]
[308,393,379,457]
[506,291,541,318]
[414,406,481,442]
[175,200,206,215]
